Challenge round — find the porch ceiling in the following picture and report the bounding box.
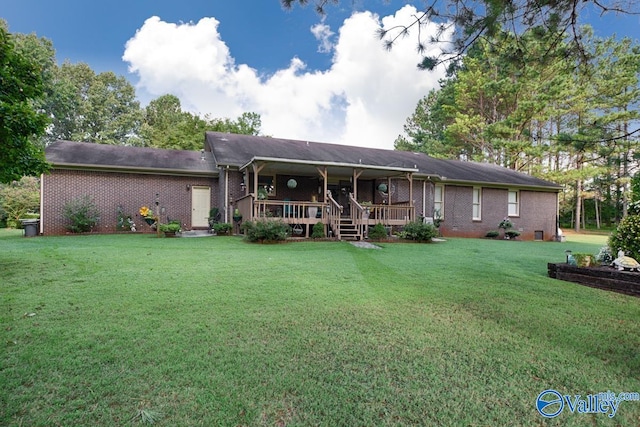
[241,157,416,179]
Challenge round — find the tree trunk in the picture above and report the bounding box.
[575,178,582,233]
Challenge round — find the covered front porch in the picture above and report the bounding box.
[232,157,418,240]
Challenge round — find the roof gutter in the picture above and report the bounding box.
[437,177,563,192]
[50,162,218,178]
[239,156,419,173]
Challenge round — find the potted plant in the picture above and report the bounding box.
[159,221,181,237]
[139,206,156,226]
[213,222,232,235]
[233,208,242,222]
[572,253,593,267]
[257,187,268,200]
[207,207,220,229]
[359,201,371,220]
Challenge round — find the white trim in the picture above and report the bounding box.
[508,189,520,217]
[434,184,444,218]
[472,187,482,221]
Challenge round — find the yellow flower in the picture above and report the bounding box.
[139,206,153,217]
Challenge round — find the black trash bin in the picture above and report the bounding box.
[20,219,40,237]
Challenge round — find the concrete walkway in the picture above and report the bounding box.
[349,241,382,249]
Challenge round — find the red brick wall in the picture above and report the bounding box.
[42,169,218,235]
[437,185,558,240]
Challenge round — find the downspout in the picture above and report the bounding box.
[40,173,44,235]
[224,166,229,223]
[556,191,560,241]
[422,180,426,220]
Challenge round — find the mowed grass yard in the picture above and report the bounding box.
[1,230,639,426]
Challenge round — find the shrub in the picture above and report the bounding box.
[159,221,181,233]
[609,214,640,260]
[368,223,387,240]
[399,221,437,242]
[485,230,499,238]
[63,196,100,233]
[498,218,513,230]
[505,230,521,239]
[311,222,325,239]
[242,219,289,242]
[208,207,221,228]
[213,222,232,235]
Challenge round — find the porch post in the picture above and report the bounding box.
[316,166,328,202]
[252,162,266,194]
[352,169,363,201]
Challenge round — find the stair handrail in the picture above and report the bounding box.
[326,190,343,239]
[348,192,367,239]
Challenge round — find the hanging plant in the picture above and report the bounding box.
[287,178,297,189]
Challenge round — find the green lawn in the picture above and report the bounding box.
[1,230,639,426]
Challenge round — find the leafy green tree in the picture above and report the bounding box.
[59,64,142,145]
[140,94,206,150]
[0,177,40,228]
[0,26,50,183]
[141,94,262,149]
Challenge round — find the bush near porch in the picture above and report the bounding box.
[1,231,638,426]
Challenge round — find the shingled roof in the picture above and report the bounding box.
[45,136,560,190]
[206,132,561,190]
[46,140,216,176]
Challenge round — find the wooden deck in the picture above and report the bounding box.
[235,192,415,240]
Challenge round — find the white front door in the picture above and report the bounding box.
[191,186,211,228]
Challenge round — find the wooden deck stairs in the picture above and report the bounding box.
[337,218,362,241]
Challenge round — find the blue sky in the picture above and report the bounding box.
[3,1,639,149]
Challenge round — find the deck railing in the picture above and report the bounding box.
[326,191,343,239]
[233,192,413,238]
[254,198,326,223]
[367,203,414,225]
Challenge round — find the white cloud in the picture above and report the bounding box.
[311,22,335,53]
[123,6,451,150]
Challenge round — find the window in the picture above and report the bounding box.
[508,190,519,216]
[434,184,444,218]
[472,187,482,220]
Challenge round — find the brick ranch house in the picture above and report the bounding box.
[41,131,562,240]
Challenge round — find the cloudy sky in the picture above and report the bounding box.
[3,1,639,149]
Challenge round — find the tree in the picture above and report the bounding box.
[0,26,50,183]
[282,0,639,69]
[394,87,458,158]
[397,28,640,229]
[0,177,40,228]
[54,63,142,145]
[141,94,262,150]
